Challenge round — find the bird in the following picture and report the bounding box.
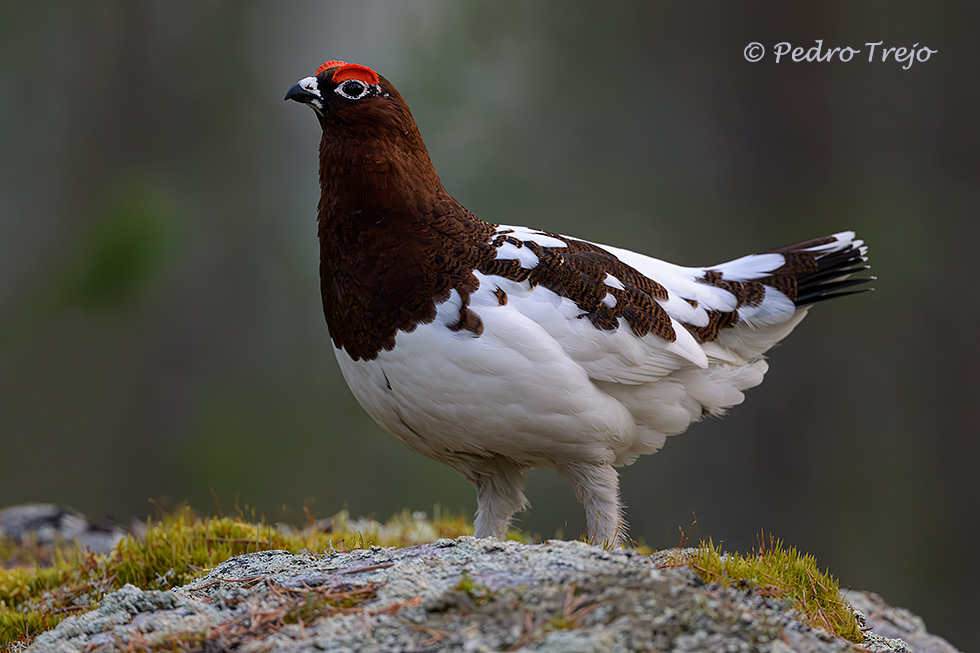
[284,59,872,546]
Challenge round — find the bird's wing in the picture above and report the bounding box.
[475,225,868,456]
[484,226,867,383]
[483,225,708,382]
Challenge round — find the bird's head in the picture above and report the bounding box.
[284,59,417,139]
[284,59,444,214]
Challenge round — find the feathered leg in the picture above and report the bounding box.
[467,459,529,540]
[559,462,625,547]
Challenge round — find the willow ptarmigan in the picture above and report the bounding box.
[284,60,871,546]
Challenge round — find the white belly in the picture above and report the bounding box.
[332,286,638,471]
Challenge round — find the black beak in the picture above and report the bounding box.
[284,83,318,104]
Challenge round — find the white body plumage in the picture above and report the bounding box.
[333,226,865,544]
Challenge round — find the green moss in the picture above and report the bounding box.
[677,535,862,643]
[0,508,473,649]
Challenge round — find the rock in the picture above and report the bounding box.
[846,590,960,653]
[24,537,954,652]
[0,504,127,555]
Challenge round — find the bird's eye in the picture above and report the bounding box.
[336,80,369,100]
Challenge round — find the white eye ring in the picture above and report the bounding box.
[335,80,370,100]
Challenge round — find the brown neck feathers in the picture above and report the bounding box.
[315,110,494,361]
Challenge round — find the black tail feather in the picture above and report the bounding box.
[787,236,873,307]
[796,277,875,306]
[800,263,870,288]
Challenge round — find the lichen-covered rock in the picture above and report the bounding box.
[25,538,949,652]
[846,590,959,653]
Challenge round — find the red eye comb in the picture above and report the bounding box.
[315,60,379,85]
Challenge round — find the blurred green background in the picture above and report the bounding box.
[1,2,976,649]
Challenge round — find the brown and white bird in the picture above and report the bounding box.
[284,60,871,546]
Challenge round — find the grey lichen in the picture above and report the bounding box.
[24,537,938,652]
